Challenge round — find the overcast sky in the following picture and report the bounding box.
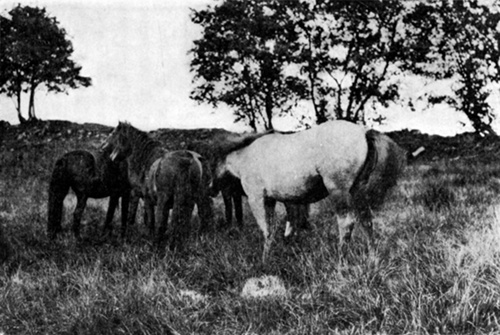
[0,0,490,135]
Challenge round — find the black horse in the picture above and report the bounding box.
[47,147,130,240]
[213,172,311,233]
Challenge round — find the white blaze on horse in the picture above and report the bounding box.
[210,120,406,263]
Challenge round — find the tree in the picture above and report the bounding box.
[406,0,500,136]
[0,5,91,123]
[290,0,433,124]
[191,0,431,128]
[190,0,308,131]
[192,0,500,131]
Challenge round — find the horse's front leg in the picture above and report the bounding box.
[119,191,130,238]
[144,199,156,239]
[72,194,88,240]
[247,194,276,263]
[127,190,140,228]
[264,197,277,261]
[103,195,119,235]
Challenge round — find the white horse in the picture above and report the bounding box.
[210,120,406,263]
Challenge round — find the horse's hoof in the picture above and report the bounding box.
[300,222,313,231]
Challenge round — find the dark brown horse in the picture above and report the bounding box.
[217,174,245,227]
[47,148,131,240]
[104,122,212,250]
[151,128,242,228]
[211,171,311,234]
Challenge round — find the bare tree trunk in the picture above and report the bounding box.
[264,84,274,130]
[28,84,37,121]
[16,86,26,124]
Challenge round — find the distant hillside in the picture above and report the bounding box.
[387,129,500,163]
[2,119,500,163]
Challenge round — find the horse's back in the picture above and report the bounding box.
[150,150,203,194]
[55,149,128,196]
[231,121,369,202]
[252,120,365,159]
[56,150,96,178]
[240,121,368,180]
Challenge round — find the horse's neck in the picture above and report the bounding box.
[127,144,164,180]
[92,150,110,180]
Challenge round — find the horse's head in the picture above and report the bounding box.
[103,122,132,161]
[208,158,240,197]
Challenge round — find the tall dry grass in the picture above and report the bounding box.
[1,134,500,334]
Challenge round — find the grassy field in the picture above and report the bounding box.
[1,121,500,334]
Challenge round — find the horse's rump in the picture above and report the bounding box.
[350,129,406,214]
[164,151,201,250]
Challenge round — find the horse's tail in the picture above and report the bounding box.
[47,156,70,239]
[169,156,197,251]
[192,153,214,230]
[350,129,406,216]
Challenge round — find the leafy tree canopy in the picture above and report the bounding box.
[191,0,500,134]
[191,0,307,130]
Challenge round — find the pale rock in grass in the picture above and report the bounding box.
[491,178,500,188]
[241,275,288,299]
[179,289,207,304]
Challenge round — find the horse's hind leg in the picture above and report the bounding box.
[196,193,213,232]
[337,213,356,256]
[144,200,156,239]
[222,189,233,227]
[47,169,70,239]
[155,197,171,249]
[47,186,69,240]
[72,194,88,240]
[356,208,374,249]
[103,195,119,236]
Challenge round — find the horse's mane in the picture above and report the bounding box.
[118,122,164,173]
[219,130,273,155]
[187,130,271,163]
[272,129,299,135]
